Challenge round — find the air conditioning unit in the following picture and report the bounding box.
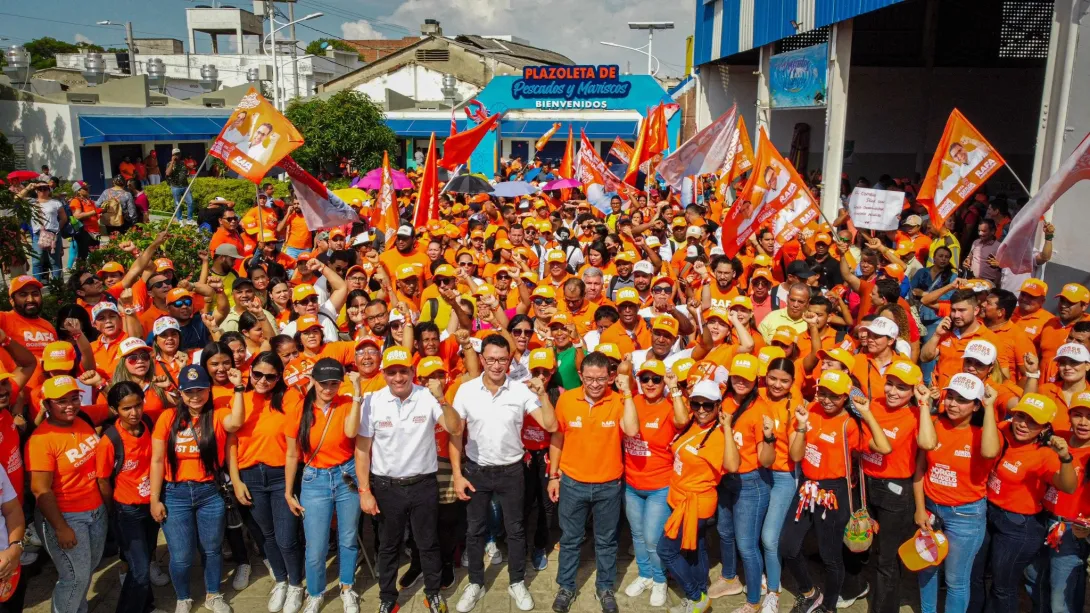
[250,64,273,81]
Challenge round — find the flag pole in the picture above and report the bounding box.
[1008,169,1034,198]
[164,153,211,233]
[438,164,464,196]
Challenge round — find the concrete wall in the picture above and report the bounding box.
[698,64,1043,189]
[351,64,482,106]
[0,99,80,180]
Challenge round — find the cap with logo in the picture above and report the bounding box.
[771,326,798,346]
[42,375,80,400]
[615,250,638,263]
[178,365,211,391]
[433,264,457,278]
[615,287,640,306]
[704,306,729,323]
[549,313,573,327]
[417,356,446,378]
[814,232,833,245]
[899,529,949,571]
[863,316,900,339]
[119,337,150,358]
[944,372,985,401]
[166,288,192,303]
[961,339,998,365]
[633,261,655,275]
[1058,283,1090,304]
[1019,278,1048,298]
[818,370,852,395]
[396,225,414,238]
[690,380,723,403]
[750,269,776,286]
[1071,391,1090,413]
[43,342,76,372]
[381,346,413,370]
[545,249,566,264]
[355,336,382,351]
[9,275,42,295]
[532,286,556,300]
[651,315,680,337]
[395,264,420,280]
[311,357,346,383]
[729,354,759,382]
[595,343,622,361]
[292,284,318,302]
[817,348,856,372]
[529,348,556,370]
[886,360,923,386]
[685,226,703,239]
[1057,343,1090,363]
[730,295,754,310]
[645,236,661,248]
[91,302,120,321]
[757,346,787,376]
[1011,393,1058,425]
[671,217,688,228]
[296,314,322,332]
[638,359,666,376]
[97,262,125,277]
[154,258,174,273]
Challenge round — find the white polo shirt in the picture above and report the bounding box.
[360,384,444,478]
[453,375,541,466]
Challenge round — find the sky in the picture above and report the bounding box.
[2,0,694,77]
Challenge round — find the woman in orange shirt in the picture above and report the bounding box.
[151,316,188,386]
[1037,343,1090,434]
[968,393,1075,613]
[226,352,304,613]
[621,359,688,606]
[283,358,363,612]
[656,380,736,613]
[150,364,245,613]
[690,307,755,368]
[780,370,891,613]
[111,337,175,423]
[199,342,238,410]
[27,376,112,613]
[267,280,294,330]
[708,354,776,610]
[913,373,1000,613]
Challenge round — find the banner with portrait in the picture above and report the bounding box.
[917,109,1005,227]
[210,88,304,184]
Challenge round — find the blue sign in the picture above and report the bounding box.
[511,65,632,110]
[769,43,828,108]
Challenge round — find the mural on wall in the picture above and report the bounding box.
[769,43,828,109]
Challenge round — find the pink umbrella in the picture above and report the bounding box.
[541,177,582,191]
[353,167,413,190]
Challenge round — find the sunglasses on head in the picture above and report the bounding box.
[638,374,663,385]
[250,371,279,382]
[170,298,193,308]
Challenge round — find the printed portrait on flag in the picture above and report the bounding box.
[210,88,304,184]
[917,109,1005,226]
[935,137,991,207]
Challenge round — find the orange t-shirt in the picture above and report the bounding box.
[796,326,855,364]
[91,333,129,375]
[560,301,599,338]
[708,282,741,310]
[666,423,726,521]
[729,400,769,474]
[922,417,996,506]
[25,419,103,513]
[755,390,796,473]
[703,343,738,370]
[859,399,919,480]
[987,423,1061,515]
[800,408,866,481]
[0,411,24,502]
[623,396,679,491]
[0,311,57,359]
[1011,307,1056,344]
[209,229,245,259]
[599,319,653,356]
[555,387,625,483]
[284,341,357,387]
[989,320,1036,377]
[378,248,431,283]
[233,391,289,470]
[283,393,355,469]
[933,323,1000,389]
[1044,441,1090,520]
[1038,382,1079,434]
[95,423,152,505]
[151,408,228,483]
[107,279,151,315]
[284,213,312,250]
[69,196,100,234]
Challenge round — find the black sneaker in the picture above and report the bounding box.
[378,601,400,613]
[398,565,422,589]
[552,588,576,613]
[595,589,619,613]
[425,593,448,613]
[440,564,456,590]
[790,589,824,613]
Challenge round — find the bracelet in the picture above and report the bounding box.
[548,475,561,481]
[1061,454,1074,464]
[795,426,808,433]
[1045,234,1055,241]
[234,385,246,393]
[1025,371,1040,379]
[670,390,683,398]
[6,542,21,551]
[763,435,777,444]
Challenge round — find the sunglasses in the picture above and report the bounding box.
[170,298,193,308]
[651,286,672,294]
[250,371,279,382]
[437,277,456,286]
[690,400,718,411]
[638,374,663,385]
[150,279,172,291]
[458,261,475,267]
[297,296,318,306]
[389,321,405,330]
[223,217,239,223]
[125,352,151,362]
[496,274,511,281]
[511,328,533,337]
[80,276,101,287]
[532,297,556,306]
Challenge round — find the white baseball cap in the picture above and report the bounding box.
[645,236,661,248]
[945,372,985,402]
[686,245,700,258]
[396,225,414,237]
[686,226,703,239]
[863,316,899,339]
[962,339,997,365]
[690,379,723,402]
[152,316,181,337]
[710,246,725,256]
[1056,343,1090,363]
[352,231,375,247]
[633,261,654,275]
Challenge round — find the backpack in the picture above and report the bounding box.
[102,415,154,485]
[100,194,125,227]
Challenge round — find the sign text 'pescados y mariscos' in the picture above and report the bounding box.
[512,65,632,110]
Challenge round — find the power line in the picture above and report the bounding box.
[293,0,410,36]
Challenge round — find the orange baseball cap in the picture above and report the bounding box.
[292,284,317,301]
[470,230,485,239]
[595,343,622,360]
[887,360,923,386]
[899,529,949,571]
[355,336,382,351]
[42,341,76,372]
[750,269,776,285]
[652,315,680,337]
[884,262,906,281]
[817,347,856,372]
[154,258,174,273]
[42,375,79,400]
[8,275,42,295]
[1019,278,1048,298]
[296,314,322,332]
[381,346,413,370]
[651,275,675,288]
[417,356,446,378]
[166,288,193,303]
[771,326,798,347]
[814,232,833,245]
[817,369,852,395]
[638,359,666,376]
[729,354,759,382]
[529,348,556,370]
[97,261,125,277]
[549,313,573,327]
[1058,283,1090,304]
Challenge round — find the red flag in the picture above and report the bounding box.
[624,104,668,187]
[559,126,574,179]
[371,151,401,234]
[279,156,360,230]
[412,133,440,228]
[439,112,501,170]
[917,109,1005,228]
[609,137,634,165]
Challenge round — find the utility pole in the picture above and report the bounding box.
[628,22,674,75]
[267,0,280,111]
[125,21,137,75]
[288,1,299,100]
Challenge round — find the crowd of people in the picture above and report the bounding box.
[1,158,1086,613]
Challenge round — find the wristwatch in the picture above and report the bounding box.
[234,385,246,393]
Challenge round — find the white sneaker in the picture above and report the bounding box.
[760,592,779,613]
[650,582,668,607]
[283,586,306,613]
[301,595,322,613]
[460,549,469,568]
[508,581,534,611]
[456,583,485,612]
[25,524,42,548]
[268,581,288,612]
[175,599,194,613]
[205,594,232,613]
[837,583,869,609]
[624,576,654,598]
[232,564,252,591]
[340,589,360,613]
[150,562,170,587]
[485,541,503,565]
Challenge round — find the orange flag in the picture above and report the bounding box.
[535,123,562,152]
[559,126,574,179]
[720,127,814,258]
[412,133,440,229]
[372,151,401,235]
[210,87,304,184]
[439,112,501,171]
[723,115,755,186]
[625,104,668,187]
[917,109,1005,227]
[647,103,669,154]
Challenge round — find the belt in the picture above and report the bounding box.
[467,459,522,472]
[372,472,437,487]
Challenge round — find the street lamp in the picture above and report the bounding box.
[96,20,137,75]
[262,11,322,111]
[599,41,662,76]
[628,22,673,75]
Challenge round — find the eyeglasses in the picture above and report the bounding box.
[250,371,279,382]
[170,298,193,308]
[296,296,318,306]
[125,352,151,363]
[690,400,718,411]
[638,374,663,385]
[651,286,671,294]
[511,328,533,337]
[532,298,556,306]
[482,357,510,366]
[583,376,610,385]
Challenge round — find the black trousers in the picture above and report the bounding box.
[373,474,441,603]
[780,478,851,606]
[409,500,466,571]
[523,449,555,551]
[464,459,527,585]
[842,475,915,613]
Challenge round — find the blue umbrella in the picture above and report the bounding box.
[523,167,542,182]
[492,181,540,198]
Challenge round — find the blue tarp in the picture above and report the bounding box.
[78,115,230,144]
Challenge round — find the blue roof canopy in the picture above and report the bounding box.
[79,115,229,144]
[384,118,638,140]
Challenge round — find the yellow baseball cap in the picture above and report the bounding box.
[704,307,729,323]
[817,347,856,372]
[671,217,688,228]
[473,283,496,297]
[887,360,923,386]
[614,250,638,263]
[757,346,786,376]
[396,264,420,280]
[42,375,79,400]
[433,264,457,278]
[651,315,679,337]
[529,348,556,370]
[42,341,76,372]
[672,358,695,381]
[638,359,666,376]
[416,356,446,378]
[817,370,852,396]
[730,295,754,310]
[1058,283,1090,304]
[1012,393,1058,425]
[771,326,798,347]
[615,287,640,306]
[532,285,556,300]
[381,346,413,370]
[595,343,621,360]
[292,284,317,302]
[729,354,759,382]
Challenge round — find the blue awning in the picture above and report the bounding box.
[500,120,637,140]
[384,119,469,137]
[79,115,230,144]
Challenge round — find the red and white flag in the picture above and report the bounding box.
[997,133,1090,273]
[657,104,739,189]
[280,156,359,231]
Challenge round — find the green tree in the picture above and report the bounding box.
[22,37,105,69]
[0,133,16,173]
[285,90,398,173]
[304,38,361,58]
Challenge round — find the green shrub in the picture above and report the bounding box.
[146,178,290,215]
[86,219,210,281]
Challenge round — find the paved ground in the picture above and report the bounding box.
[20,528,926,613]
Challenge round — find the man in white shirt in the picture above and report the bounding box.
[450,334,557,612]
[356,346,463,613]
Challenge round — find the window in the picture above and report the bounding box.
[415,49,450,62]
[777,26,829,53]
[999,0,1051,59]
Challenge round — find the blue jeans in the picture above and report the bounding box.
[761,469,795,592]
[1026,516,1089,613]
[171,186,193,220]
[718,470,771,604]
[556,475,623,592]
[31,230,63,281]
[657,516,714,601]
[162,481,226,600]
[299,458,360,597]
[114,503,158,613]
[919,498,987,613]
[624,484,670,583]
[969,503,1047,613]
[284,246,307,259]
[240,464,302,585]
[39,505,108,613]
